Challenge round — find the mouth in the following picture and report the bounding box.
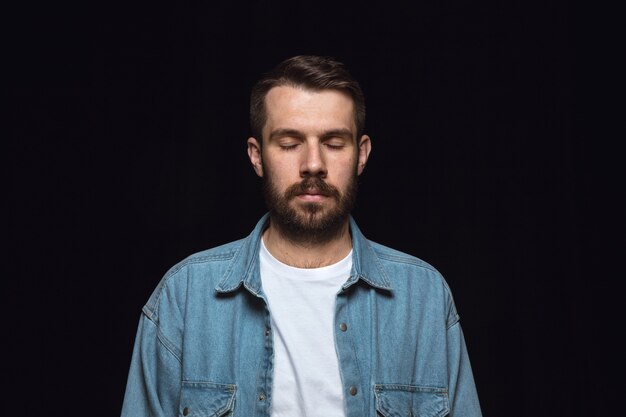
[296,188,328,201]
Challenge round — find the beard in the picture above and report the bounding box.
[262,170,358,245]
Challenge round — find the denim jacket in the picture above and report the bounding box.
[121,214,482,417]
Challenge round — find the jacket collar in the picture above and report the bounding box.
[215,213,393,295]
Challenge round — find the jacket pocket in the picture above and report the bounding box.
[374,384,449,417]
[179,381,237,417]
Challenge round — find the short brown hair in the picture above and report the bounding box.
[250,55,366,142]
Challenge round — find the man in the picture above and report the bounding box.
[121,55,482,417]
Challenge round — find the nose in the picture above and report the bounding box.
[300,142,327,178]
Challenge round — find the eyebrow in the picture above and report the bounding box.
[320,129,354,140]
[268,128,355,141]
[268,129,303,141]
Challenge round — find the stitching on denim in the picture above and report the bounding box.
[373,384,450,417]
[151,251,238,317]
[344,294,364,402]
[143,314,183,364]
[446,315,461,330]
[374,383,448,393]
[167,252,237,276]
[180,382,237,415]
[370,250,393,289]
[155,326,182,363]
[142,304,154,321]
[241,244,260,292]
[357,273,392,291]
[375,252,439,273]
[356,241,393,290]
[216,240,247,292]
[181,380,237,391]
[441,279,460,328]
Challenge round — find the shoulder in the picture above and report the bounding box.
[350,217,446,292]
[367,239,460,327]
[142,238,246,320]
[369,240,439,273]
[168,238,245,273]
[368,239,443,284]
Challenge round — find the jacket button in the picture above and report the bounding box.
[265,328,270,337]
[182,407,190,416]
[349,386,358,396]
[258,393,266,401]
[339,323,347,332]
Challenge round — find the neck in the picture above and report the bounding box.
[262,218,352,268]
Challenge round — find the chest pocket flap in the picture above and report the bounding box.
[180,381,236,417]
[374,384,449,417]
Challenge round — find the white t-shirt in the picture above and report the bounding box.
[259,238,352,417]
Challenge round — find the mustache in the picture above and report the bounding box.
[284,177,341,200]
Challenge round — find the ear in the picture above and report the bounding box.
[356,135,372,176]
[247,137,264,177]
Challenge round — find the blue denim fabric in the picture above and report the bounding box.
[121,214,482,417]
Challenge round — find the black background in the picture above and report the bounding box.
[5,1,619,416]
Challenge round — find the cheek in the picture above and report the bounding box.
[263,160,297,188]
[331,157,359,180]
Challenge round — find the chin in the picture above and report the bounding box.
[295,201,329,215]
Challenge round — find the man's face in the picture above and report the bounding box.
[247,85,371,242]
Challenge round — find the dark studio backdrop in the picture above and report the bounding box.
[6,1,615,416]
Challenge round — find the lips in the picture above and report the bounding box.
[300,188,327,196]
[296,188,328,202]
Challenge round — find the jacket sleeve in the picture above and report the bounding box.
[446,317,482,416]
[120,313,183,417]
[121,270,187,417]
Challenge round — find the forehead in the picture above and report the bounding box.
[263,86,356,133]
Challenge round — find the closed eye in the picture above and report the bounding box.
[325,142,345,150]
[279,143,300,151]
[321,131,352,150]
